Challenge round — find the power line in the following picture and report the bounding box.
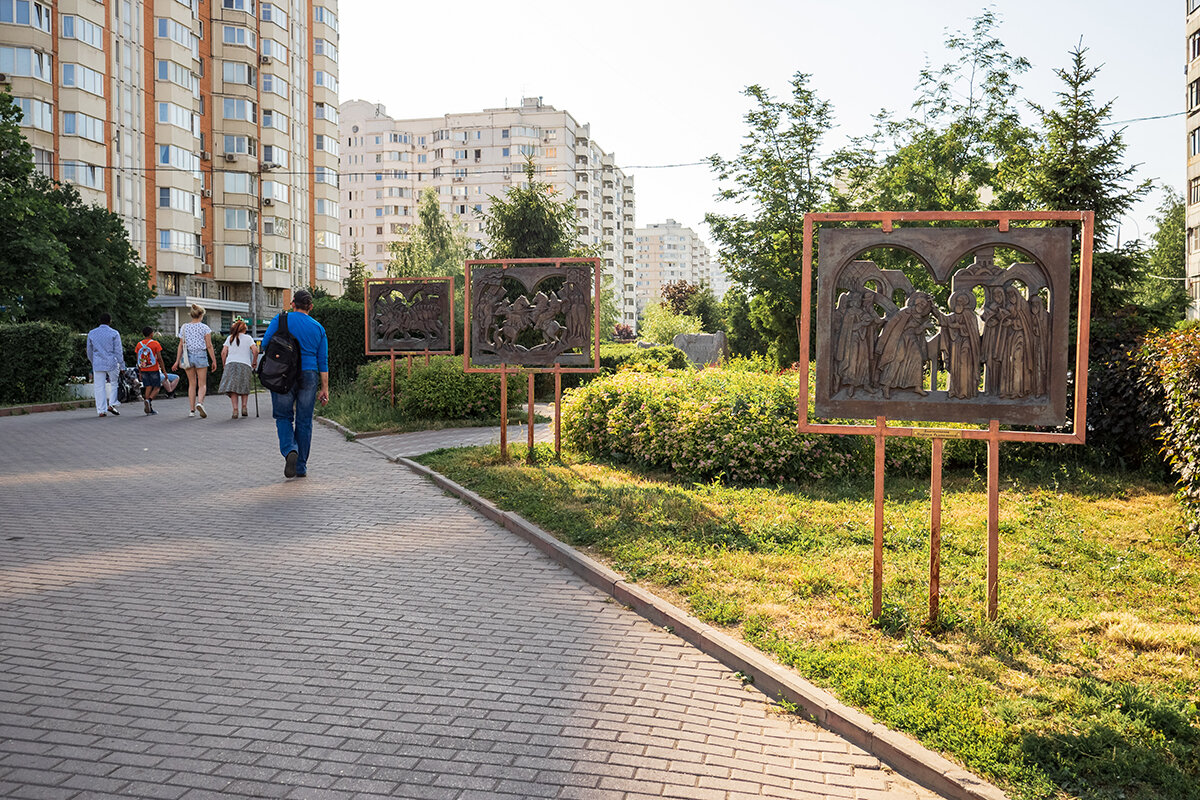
[1101,111,1185,126]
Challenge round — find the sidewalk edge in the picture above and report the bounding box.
[392,456,1009,800]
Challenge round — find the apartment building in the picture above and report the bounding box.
[1188,1,1200,318]
[632,219,723,318]
[1,0,341,333]
[339,97,638,328]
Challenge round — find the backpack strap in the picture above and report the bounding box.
[279,310,289,337]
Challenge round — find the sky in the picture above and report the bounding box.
[338,0,1180,252]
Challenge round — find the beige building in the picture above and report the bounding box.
[339,97,638,328]
[632,219,722,318]
[1,0,341,333]
[1188,2,1200,318]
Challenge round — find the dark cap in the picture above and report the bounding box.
[292,289,313,306]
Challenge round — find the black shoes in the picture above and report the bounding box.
[284,450,298,478]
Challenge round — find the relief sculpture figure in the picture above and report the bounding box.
[1029,295,1050,397]
[474,271,506,350]
[562,267,591,346]
[832,291,879,397]
[979,286,1008,396]
[942,290,982,400]
[875,291,934,399]
[999,286,1037,399]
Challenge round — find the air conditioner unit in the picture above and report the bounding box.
[0,73,10,84]
[224,153,237,163]
[202,189,212,198]
[202,263,212,272]
[200,150,211,160]
[259,55,271,65]
[262,197,274,206]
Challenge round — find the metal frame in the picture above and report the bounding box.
[363,276,456,405]
[463,257,603,460]
[798,210,1095,621]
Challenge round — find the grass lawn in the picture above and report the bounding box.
[321,387,546,435]
[415,444,1200,800]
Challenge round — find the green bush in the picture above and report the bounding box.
[1141,327,1200,541]
[358,355,523,420]
[533,342,690,399]
[0,321,74,405]
[312,297,367,388]
[561,366,860,484]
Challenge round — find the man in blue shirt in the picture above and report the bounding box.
[260,289,330,478]
[86,313,124,418]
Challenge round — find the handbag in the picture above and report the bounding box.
[180,346,191,369]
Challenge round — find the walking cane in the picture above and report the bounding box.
[253,370,260,417]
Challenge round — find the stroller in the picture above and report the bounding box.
[116,367,143,404]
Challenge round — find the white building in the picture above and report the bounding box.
[339,97,637,328]
[633,219,724,318]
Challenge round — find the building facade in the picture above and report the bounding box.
[339,97,638,329]
[632,219,721,319]
[1188,1,1200,318]
[1,0,341,333]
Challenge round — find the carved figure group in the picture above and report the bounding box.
[374,289,444,343]
[831,282,1050,402]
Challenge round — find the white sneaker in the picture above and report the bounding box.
[189,410,196,418]
[196,403,206,418]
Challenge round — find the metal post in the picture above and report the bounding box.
[526,372,535,464]
[987,420,1000,620]
[872,416,886,621]
[930,437,943,625]
[389,353,396,407]
[554,368,562,458]
[499,363,508,460]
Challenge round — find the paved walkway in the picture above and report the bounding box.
[0,401,945,800]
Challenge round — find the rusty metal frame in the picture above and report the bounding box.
[463,257,603,460]
[798,210,1095,622]
[363,277,456,406]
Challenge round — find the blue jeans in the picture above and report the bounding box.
[271,370,318,475]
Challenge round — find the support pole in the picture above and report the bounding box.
[425,349,431,367]
[499,363,508,460]
[527,372,536,464]
[872,416,886,621]
[930,437,943,626]
[987,420,1000,620]
[389,353,396,407]
[554,368,562,458]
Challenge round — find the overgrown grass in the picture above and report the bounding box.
[415,445,1200,800]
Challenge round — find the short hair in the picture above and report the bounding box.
[99,313,111,325]
[142,326,153,336]
[292,289,314,310]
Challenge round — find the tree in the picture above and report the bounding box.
[0,91,152,330]
[706,72,835,366]
[720,286,769,357]
[661,280,699,316]
[343,244,368,302]
[685,286,723,333]
[479,160,588,259]
[639,303,701,346]
[388,187,472,280]
[1133,191,1188,329]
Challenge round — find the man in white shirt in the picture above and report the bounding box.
[86,313,125,418]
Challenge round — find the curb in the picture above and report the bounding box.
[394,455,1009,800]
[0,399,94,417]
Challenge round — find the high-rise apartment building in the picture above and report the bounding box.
[339,97,638,328]
[1187,2,1200,318]
[632,219,722,318]
[1,0,341,333]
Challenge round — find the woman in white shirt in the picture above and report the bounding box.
[173,304,218,418]
[217,318,260,418]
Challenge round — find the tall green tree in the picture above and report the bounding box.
[388,187,472,280]
[1133,191,1188,329]
[719,285,769,357]
[343,244,368,301]
[0,91,151,329]
[706,72,834,366]
[479,160,586,259]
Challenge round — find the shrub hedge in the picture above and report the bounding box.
[358,355,523,420]
[1141,326,1200,541]
[0,322,74,405]
[312,297,367,388]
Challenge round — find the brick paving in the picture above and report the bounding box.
[0,403,946,799]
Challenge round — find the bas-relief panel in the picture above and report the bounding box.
[469,264,594,367]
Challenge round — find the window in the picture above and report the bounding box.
[221,0,253,10]
[158,144,201,175]
[316,198,338,217]
[313,38,337,61]
[158,102,196,133]
[222,134,255,155]
[312,5,337,31]
[316,263,339,282]
[158,59,198,94]
[156,18,199,57]
[260,37,287,63]
[61,15,102,48]
[61,62,104,95]
[314,70,337,92]
[261,72,288,98]
[315,167,338,186]
[222,25,255,48]
[62,111,104,142]
[222,97,256,122]
[262,180,288,203]
[0,46,52,81]
[159,229,201,257]
[315,230,340,250]
[261,3,287,28]
[158,186,199,215]
[262,144,287,167]
[263,217,289,237]
[315,134,338,156]
[224,171,256,194]
[13,96,53,131]
[221,60,255,87]
[261,110,287,134]
[223,245,251,267]
[1190,126,1200,158]
[224,208,253,230]
[263,251,289,271]
[0,1,51,33]
[314,102,338,123]
[1191,177,1200,206]
[61,160,103,189]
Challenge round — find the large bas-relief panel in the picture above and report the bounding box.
[469,263,595,367]
[365,278,453,354]
[815,227,1073,426]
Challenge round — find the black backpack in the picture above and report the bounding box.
[257,311,300,393]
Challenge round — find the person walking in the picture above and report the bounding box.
[261,289,328,478]
[173,303,218,418]
[86,313,124,418]
[217,318,259,418]
[134,326,167,414]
